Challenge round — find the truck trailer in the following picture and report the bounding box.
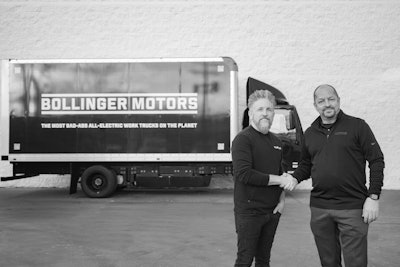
[0,58,303,197]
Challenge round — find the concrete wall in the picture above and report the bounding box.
[1,0,399,189]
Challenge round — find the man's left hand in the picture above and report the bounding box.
[362,197,379,224]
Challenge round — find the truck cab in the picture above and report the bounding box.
[242,77,304,173]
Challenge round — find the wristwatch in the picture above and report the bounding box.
[369,194,380,200]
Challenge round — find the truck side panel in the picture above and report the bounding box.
[4,59,238,162]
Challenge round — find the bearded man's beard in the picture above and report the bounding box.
[257,119,271,134]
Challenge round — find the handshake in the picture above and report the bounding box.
[279,173,298,191]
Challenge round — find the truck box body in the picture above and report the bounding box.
[1,58,239,197]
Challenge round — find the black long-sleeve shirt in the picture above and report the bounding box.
[232,126,283,214]
[293,110,384,209]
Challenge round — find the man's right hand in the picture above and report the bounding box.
[279,173,298,191]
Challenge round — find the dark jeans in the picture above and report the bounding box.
[234,212,281,267]
[310,207,369,267]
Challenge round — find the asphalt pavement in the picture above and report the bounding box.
[0,187,398,267]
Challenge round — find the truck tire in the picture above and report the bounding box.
[81,165,118,198]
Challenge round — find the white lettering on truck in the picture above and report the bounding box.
[131,96,197,111]
[41,93,198,115]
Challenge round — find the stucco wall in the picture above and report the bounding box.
[1,0,399,189]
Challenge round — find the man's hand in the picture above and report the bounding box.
[279,173,298,191]
[362,197,379,224]
[273,191,285,214]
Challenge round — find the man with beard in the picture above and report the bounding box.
[288,84,384,267]
[232,89,295,267]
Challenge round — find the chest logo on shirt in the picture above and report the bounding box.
[274,146,282,150]
[334,132,347,135]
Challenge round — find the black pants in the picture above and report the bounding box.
[310,207,369,267]
[234,212,281,267]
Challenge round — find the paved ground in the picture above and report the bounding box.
[0,187,399,267]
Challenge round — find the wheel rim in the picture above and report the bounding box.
[88,173,107,191]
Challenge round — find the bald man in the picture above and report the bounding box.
[290,85,385,267]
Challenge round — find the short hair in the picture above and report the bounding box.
[248,89,276,110]
[313,84,339,102]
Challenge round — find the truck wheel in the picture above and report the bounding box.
[81,165,117,198]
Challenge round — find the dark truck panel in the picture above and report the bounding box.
[8,61,232,154]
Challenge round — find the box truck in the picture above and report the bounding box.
[0,58,303,197]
